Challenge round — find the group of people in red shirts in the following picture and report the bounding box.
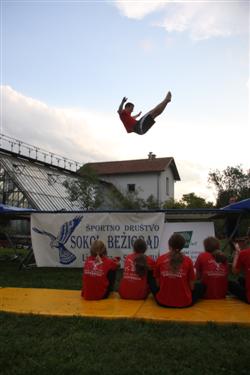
[81,234,250,308]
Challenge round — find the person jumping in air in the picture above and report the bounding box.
[117,91,172,135]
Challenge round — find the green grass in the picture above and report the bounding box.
[1,247,250,375]
[0,248,82,289]
[0,246,236,290]
[1,313,250,375]
[0,247,122,290]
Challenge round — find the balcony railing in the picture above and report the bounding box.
[0,133,82,172]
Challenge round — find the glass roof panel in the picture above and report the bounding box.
[0,153,83,210]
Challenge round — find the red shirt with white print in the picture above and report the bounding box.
[119,109,137,133]
[82,255,118,300]
[195,252,228,299]
[119,253,155,299]
[154,252,195,307]
[235,248,250,303]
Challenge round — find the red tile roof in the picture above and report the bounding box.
[82,157,180,181]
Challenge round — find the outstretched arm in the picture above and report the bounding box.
[232,242,241,274]
[132,111,142,119]
[117,97,127,114]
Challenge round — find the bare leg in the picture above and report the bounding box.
[148,91,172,119]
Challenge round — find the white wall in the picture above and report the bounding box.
[101,167,175,204]
[158,169,175,202]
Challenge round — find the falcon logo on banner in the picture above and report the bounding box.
[32,215,83,265]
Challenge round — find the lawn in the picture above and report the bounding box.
[1,313,250,375]
[0,247,122,290]
[1,248,250,375]
[0,250,83,290]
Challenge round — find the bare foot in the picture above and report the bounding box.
[166,91,172,102]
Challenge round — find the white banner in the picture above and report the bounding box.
[159,222,215,263]
[31,212,165,267]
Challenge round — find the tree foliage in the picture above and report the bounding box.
[63,166,102,210]
[208,165,250,207]
[162,197,185,209]
[162,193,214,209]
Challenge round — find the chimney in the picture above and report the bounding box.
[148,152,156,160]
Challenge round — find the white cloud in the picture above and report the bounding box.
[158,2,249,41]
[114,1,249,40]
[1,86,248,203]
[247,76,250,89]
[114,1,165,20]
[1,85,124,163]
[175,159,216,202]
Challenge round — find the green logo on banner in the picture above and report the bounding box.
[174,231,193,248]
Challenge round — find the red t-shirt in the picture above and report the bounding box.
[82,256,118,300]
[154,253,195,307]
[118,253,155,299]
[195,252,228,299]
[235,248,250,303]
[119,110,137,133]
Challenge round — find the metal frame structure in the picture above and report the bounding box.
[0,134,83,210]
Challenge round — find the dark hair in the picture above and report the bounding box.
[169,233,186,250]
[134,254,148,277]
[133,238,147,254]
[203,236,227,264]
[168,233,185,272]
[125,102,134,109]
[90,240,107,257]
[133,239,148,277]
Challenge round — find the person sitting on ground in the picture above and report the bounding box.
[117,92,172,135]
[118,238,155,300]
[149,233,205,308]
[224,196,240,252]
[81,240,119,300]
[195,236,228,299]
[228,241,250,304]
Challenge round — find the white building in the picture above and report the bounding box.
[84,153,181,205]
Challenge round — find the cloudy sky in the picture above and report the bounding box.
[1,0,249,202]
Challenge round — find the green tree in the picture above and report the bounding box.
[63,166,102,210]
[144,194,161,209]
[162,197,186,209]
[162,194,214,209]
[208,165,250,207]
[118,189,146,210]
[180,193,214,208]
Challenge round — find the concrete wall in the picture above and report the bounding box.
[101,167,175,204]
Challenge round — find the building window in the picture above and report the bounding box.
[127,184,135,193]
[166,177,169,196]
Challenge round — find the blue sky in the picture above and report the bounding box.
[1,0,249,202]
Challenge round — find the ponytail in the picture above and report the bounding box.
[168,233,185,272]
[203,237,227,264]
[134,254,148,277]
[212,250,227,264]
[169,251,184,272]
[90,240,107,259]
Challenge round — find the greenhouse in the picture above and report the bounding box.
[0,134,82,210]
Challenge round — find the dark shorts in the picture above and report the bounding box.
[133,113,155,135]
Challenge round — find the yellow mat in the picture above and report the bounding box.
[0,287,250,325]
[136,295,250,325]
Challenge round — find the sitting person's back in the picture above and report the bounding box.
[82,240,119,300]
[119,239,155,300]
[229,242,250,304]
[195,237,228,299]
[153,233,200,308]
